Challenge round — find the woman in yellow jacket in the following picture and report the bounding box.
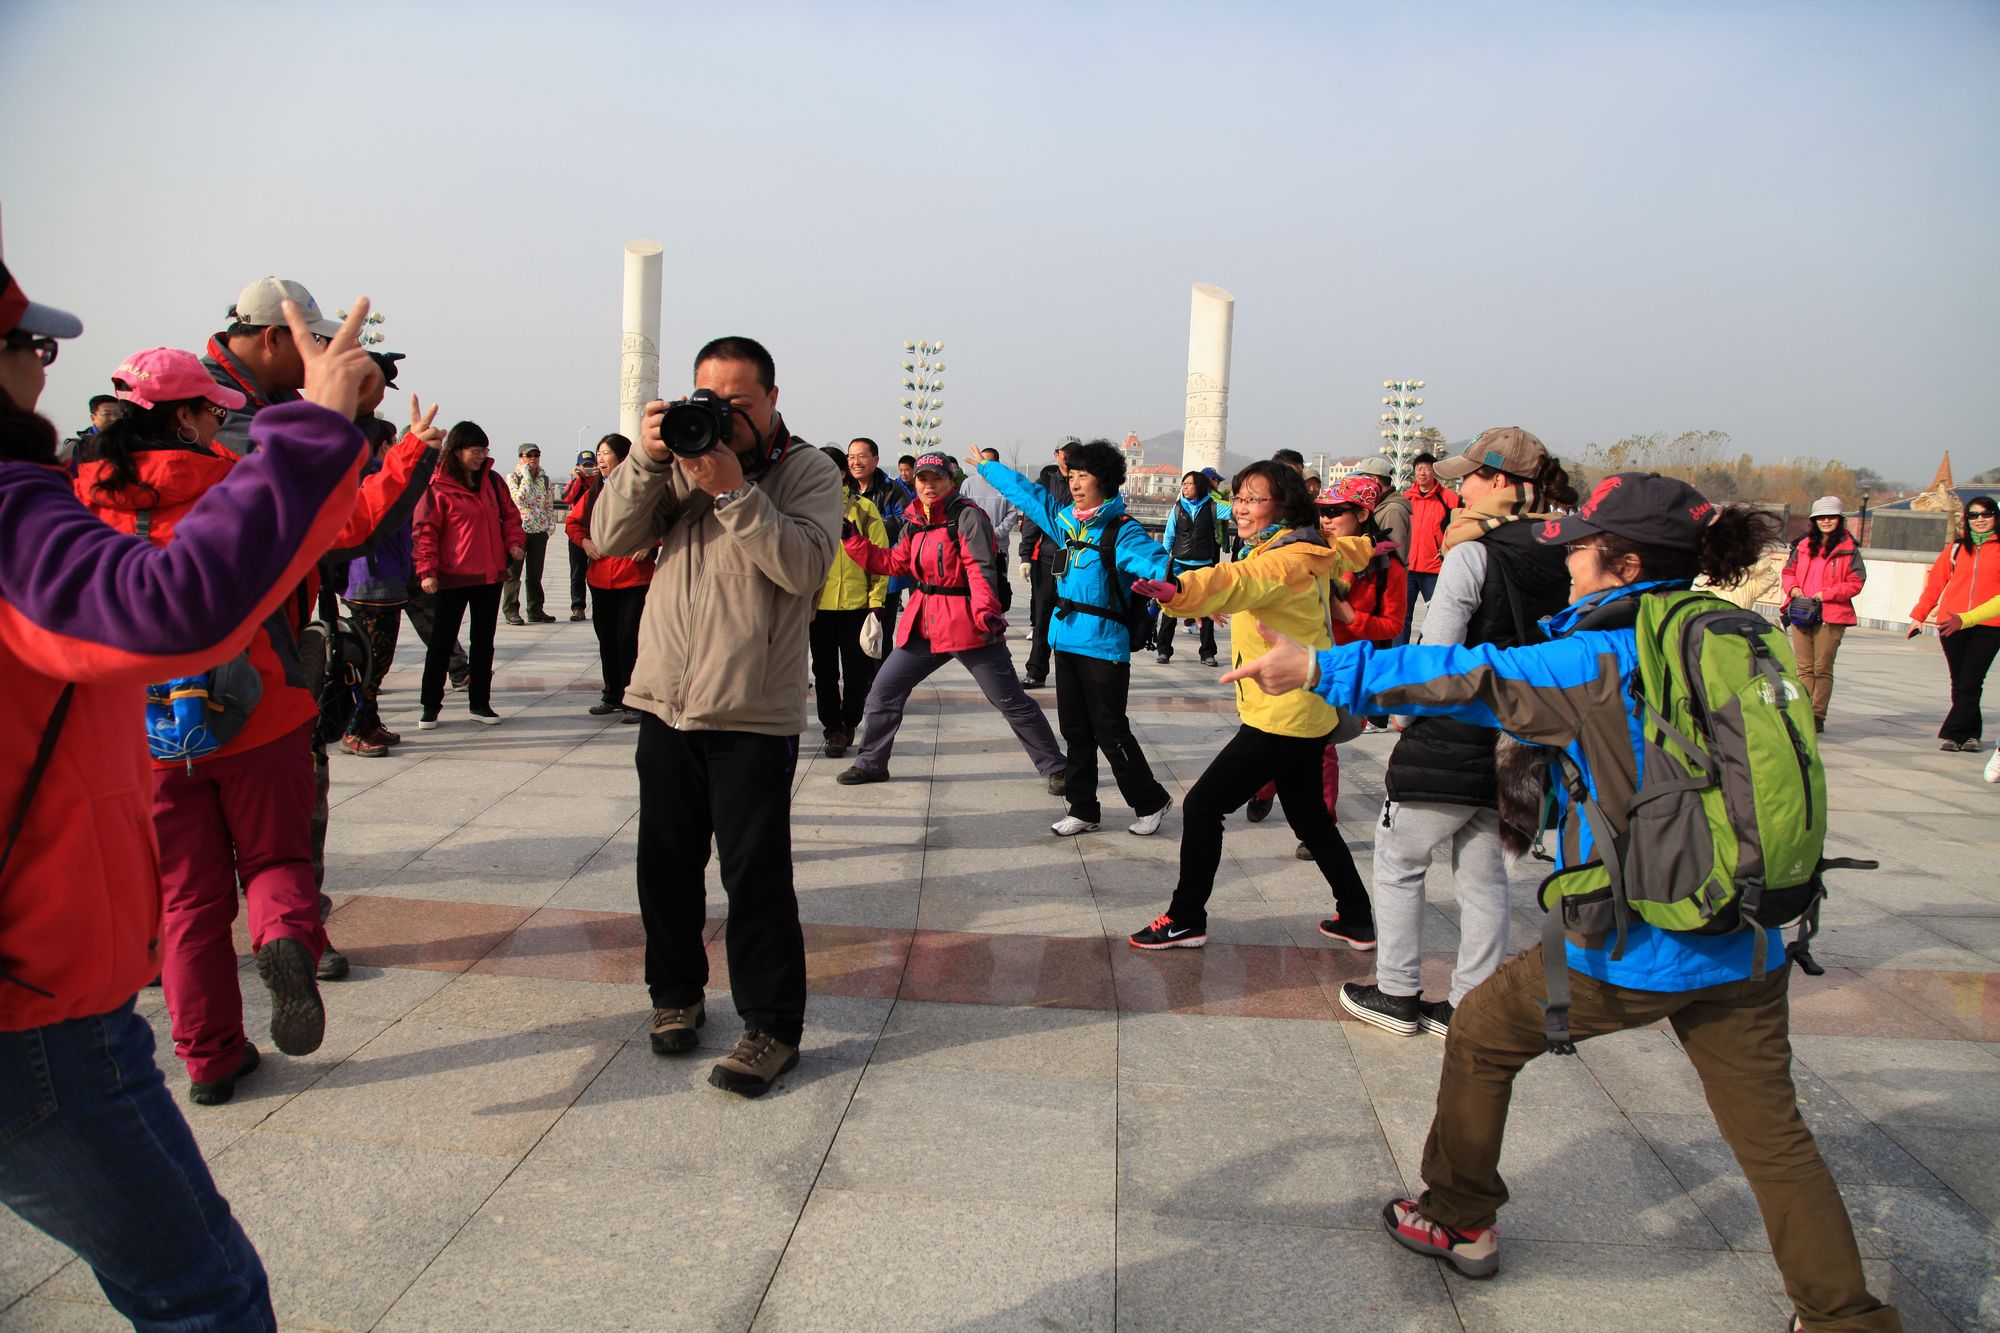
[814,446,889,758]
[1127,460,1378,951]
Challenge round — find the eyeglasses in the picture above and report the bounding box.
[203,403,228,423]
[1235,492,1274,506]
[3,332,58,367]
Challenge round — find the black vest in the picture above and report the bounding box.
[1384,521,1573,808]
[1170,499,1220,566]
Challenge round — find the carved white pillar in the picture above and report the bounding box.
[619,240,664,444]
[1181,283,1234,477]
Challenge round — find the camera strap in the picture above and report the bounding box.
[743,415,794,480]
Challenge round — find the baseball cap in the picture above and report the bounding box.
[1432,427,1549,482]
[229,277,341,338]
[1351,457,1396,479]
[111,348,248,411]
[0,259,83,339]
[519,443,541,457]
[1809,496,1844,518]
[575,450,596,466]
[1534,473,1717,552]
[1318,473,1387,511]
[912,452,953,477]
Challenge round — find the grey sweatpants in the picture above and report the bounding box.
[852,633,1065,778]
[1372,801,1512,1006]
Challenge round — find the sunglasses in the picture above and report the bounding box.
[522,451,541,457]
[203,403,228,423]
[1969,510,1997,521]
[4,332,58,367]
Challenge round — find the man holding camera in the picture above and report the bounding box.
[561,449,598,619]
[592,336,840,1098]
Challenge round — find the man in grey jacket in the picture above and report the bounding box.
[592,336,841,1098]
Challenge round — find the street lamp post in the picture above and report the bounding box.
[898,340,945,457]
[1378,378,1427,490]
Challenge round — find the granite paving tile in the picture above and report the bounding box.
[0,1297,131,1331]
[321,896,531,973]
[1877,1124,2000,1222]
[1441,1237,1792,1331]
[899,928,1115,1009]
[1791,1035,2000,1129]
[871,1000,1116,1081]
[1115,1010,1365,1098]
[466,906,645,984]
[1109,939,1341,1019]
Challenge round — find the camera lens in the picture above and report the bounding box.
[661,401,717,457]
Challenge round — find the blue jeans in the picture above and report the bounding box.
[0,999,274,1331]
[1394,569,1441,647]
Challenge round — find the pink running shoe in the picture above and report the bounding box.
[1382,1197,1499,1278]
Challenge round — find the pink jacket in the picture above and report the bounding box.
[414,462,524,588]
[1780,531,1865,626]
[843,490,1003,654]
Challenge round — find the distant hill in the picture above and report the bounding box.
[1136,428,1261,477]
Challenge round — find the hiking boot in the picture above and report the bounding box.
[1051,815,1100,837]
[418,710,440,730]
[1046,773,1068,796]
[1155,651,1172,664]
[836,765,888,785]
[1129,913,1207,950]
[504,614,526,626]
[365,724,402,747]
[255,938,325,1057]
[1023,675,1046,689]
[469,708,502,725]
[569,610,587,622]
[620,709,643,724]
[316,944,350,982]
[588,701,621,715]
[648,1001,706,1055]
[1382,1198,1498,1279]
[1419,998,1454,1037]
[1245,796,1274,822]
[1199,654,1219,668]
[1295,841,1313,861]
[1129,798,1171,837]
[189,1044,261,1106]
[824,731,848,759]
[340,732,388,758]
[708,1027,799,1097]
[530,613,557,624]
[1339,982,1421,1035]
[1318,917,1377,951]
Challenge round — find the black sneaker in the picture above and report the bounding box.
[1295,842,1313,861]
[189,1043,261,1106]
[1155,651,1171,664]
[588,701,621,715]
[468,707,502,725]
[316,944,350,982]
[1023,676,1046,689]
[1338,982,1420,1035]
[1318,917,1377,951]
[1199,654,1219,668]
[1046,772,1068,796]
[620,709,643,724]
[836,765,888,785]
[1419,998,1453,1037]
[1246,796,1274,823]
[1129,913,1207,950]
[255,938,325,1057]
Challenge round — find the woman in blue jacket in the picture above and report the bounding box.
[972,441,1175,837]
[1221,473,1896,1332]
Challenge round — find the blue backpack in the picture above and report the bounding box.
[145,654,263,772]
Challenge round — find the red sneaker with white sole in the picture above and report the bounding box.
[1381,1197,1498,1278]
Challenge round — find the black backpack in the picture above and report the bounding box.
[1057,514,1153,652]
[296,580,375,748]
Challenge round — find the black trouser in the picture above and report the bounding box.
[421,583,501,713]
[808,608,878,737]
[502,532,550,620]
[345,600,403,733]
[403,590,469,681]
[567,540,590,615]
[1940,624,2000,743]
[1156,609,1216,661]
[1055,650,1169,823]
[590,584,647,709]
[635,720,805,1045]
[1167,723,1373,930]
[1025,563,1057,681]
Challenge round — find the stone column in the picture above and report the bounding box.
[619,240,664,444]
[1181,283,1234,477]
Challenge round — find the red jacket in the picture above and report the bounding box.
[1780,531,1865,626]
[1332,555,1408,645]
[74,428,433,767]
[1911,536,2000,626]
[1,402,366,1030]
[842,490,1003,653]
[415,462,524,587]
[1404,484,1461,574]
[566,481,656,589]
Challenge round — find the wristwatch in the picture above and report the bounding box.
[712,482,754,510]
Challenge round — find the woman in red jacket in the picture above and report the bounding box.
[1780,496,1867,732]
[1909,495,2000,751]
[567,431,655,720]
[413,421,524,729]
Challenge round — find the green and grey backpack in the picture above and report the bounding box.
[1534,588,1873,1052]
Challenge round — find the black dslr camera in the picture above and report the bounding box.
[659,390,733,458]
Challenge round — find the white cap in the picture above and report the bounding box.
[230,277,340,338]
[1809,496,1845,518]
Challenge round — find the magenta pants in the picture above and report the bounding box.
[1252,741,1340,814]
[152,722,325,1083]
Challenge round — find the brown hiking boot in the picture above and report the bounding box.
[648,1000,705,1055]
[708,1027,799,1097]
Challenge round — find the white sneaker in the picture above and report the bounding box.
[1985,742,2000,784]
[417,714,439,731]
[1129,799,1172,837]
[1050,815,1100,837]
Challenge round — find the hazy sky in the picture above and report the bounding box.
[4,1,1995,480]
